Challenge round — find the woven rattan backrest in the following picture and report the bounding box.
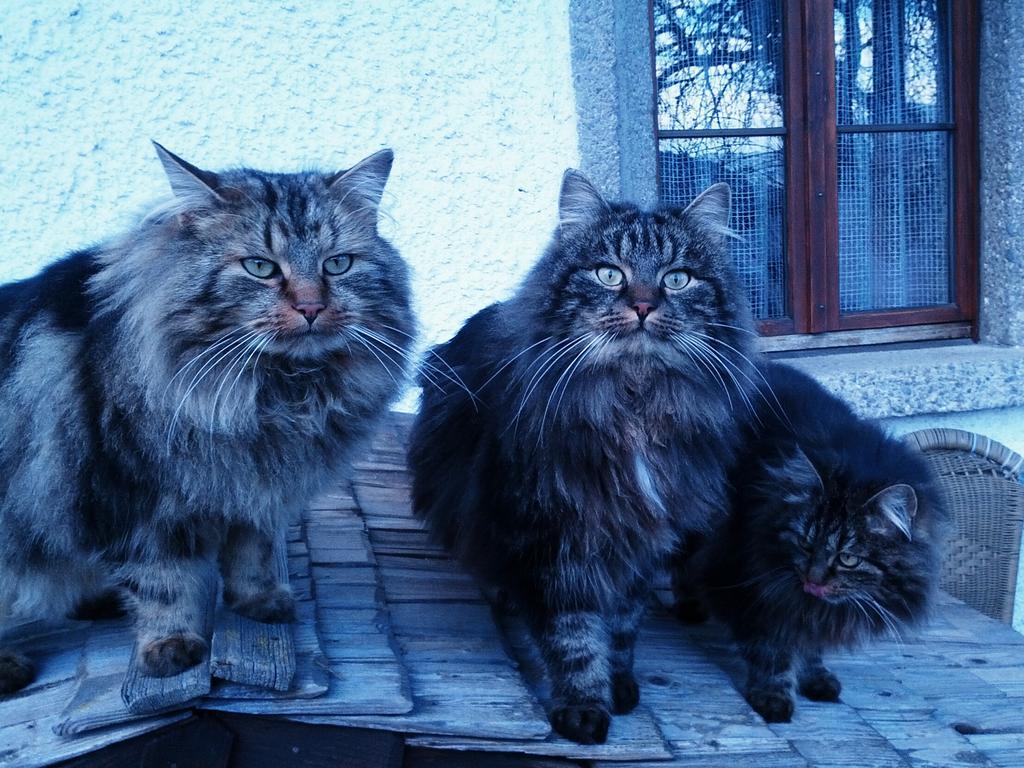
[904,428,1024,624]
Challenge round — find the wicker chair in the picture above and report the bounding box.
[904,428,1024,624]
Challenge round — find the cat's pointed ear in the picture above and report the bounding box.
[682,182,735,241]
[325,149,394,226]
[764,443,824,504]
[152,141,222,204]
[865,483,918,541]
[559,169,609,230]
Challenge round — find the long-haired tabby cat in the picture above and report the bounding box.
[409,171,760,744]
[0,144,414,693]
[673,362,946,722]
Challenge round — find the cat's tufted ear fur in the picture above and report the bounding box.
[682,182,735,242]
[763,443,824,505]
[558,169,609,230]
[152,142,222,205]
[866,483,918,540]
[325,149,394,227]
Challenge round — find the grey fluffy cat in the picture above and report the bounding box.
[0,144,414,692]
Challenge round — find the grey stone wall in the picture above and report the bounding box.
[980,0,1024,345]
[569,0,657,206]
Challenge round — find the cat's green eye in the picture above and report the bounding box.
[595,265,624,287]
[324,254,354,276]
[241,257,279,278]
[837,552,862,568]
[662,270,691,290]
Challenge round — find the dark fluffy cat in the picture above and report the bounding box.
[672,361,946,723]
[0,144,414,693]
[408,171,760,744]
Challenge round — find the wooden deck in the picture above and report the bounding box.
[3,413,1024,767]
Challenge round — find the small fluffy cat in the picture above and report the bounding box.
[673,362,946,722]
[409,171,760,743]
[0,144,414,692]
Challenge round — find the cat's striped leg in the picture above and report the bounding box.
[526,577,613,746]
[219,522,294,623]
[607,577,649,714]
[740,636,796,723]
[123,554,213,677]
[797,647,842,702]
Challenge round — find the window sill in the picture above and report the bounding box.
[770,343,1024,420]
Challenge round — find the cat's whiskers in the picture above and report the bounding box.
[689,331,793,429]
[164,321,262,396]
[538,331,610,444]
[357,325,479,408]
[509,334,586,393]
[347,330,403,389]
[166,328,267,450]
[710,565,789,591]
[853,591,905,649]
[672,333,734,412]
[472,335,554,396]
[706,321,759,336]
[685,334,764,418]
[207,330,277,439]
[680,334,758,418]
[509,334,594,435]
[350,326,457,401]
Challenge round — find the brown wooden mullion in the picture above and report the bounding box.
[800,0,838,333]
[781,0,810,334]
[950,0,980,339]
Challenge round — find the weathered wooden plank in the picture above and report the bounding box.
[962,732,1024,768]
[204,593,329,702]
[209,543,296,692]
[206,503,412,717]
[57,621,195,735]
[120,566,217,714]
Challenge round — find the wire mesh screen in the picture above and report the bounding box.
[653,0,784,132]
[654,0,787,322]
[837,131,952,312]
[834,0,950,126]
[660,137,786,320]
[834,0,952,313]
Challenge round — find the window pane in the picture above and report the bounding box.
[660,137,787,320]
[838,131,951,312]
[834,0,949,126]
[654,0,784,131]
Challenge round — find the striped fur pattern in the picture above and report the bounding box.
[0,145,414,691]
[673,363,947,722]
[409,171,760,743]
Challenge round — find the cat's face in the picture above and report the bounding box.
[525,172,752,370]
[760,447,919,608]
[152,144,411,363]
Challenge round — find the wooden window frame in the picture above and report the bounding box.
[649,0,980,342]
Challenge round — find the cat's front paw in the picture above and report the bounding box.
[138,632,208,677]
[746,687,795,723]
[0,651,35,694]
[227,585,296,624]
[799,670,842,702]
[611,671,640,714]
[550,702,611,744]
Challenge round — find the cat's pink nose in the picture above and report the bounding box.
[633,302,655,319]
[293,302,326,325]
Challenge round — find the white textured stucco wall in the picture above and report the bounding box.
[1,1,579,368]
